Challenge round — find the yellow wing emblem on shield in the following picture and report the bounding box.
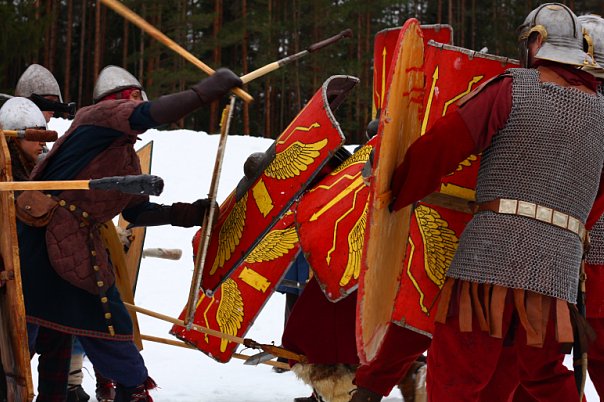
[339,202,368,286]
[414,205,459,288]
[454,154,478,172]
[216,278,244,353]
[264,139,328,180]
[209,193,248,275]
[245,226,299,264]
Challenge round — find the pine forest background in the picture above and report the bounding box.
[1,0,603,142]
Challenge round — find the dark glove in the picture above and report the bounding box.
[170,199,217,228]
[191,68,243,104]
[148,68,241,124]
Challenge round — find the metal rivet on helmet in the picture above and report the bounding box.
[15,64,63,103]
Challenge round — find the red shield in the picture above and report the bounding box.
[391,42,519,335]
[373,24,452,117]
[295,137,375,302]
[172,211,299,362]
[200,76,358,294]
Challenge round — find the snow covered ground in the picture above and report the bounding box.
[30,118,598,401]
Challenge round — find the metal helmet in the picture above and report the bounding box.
[0,97,47,131]
[579,14,604,78]
[517,3,596,68]
[93,65,147,103]
[15,64,63,103]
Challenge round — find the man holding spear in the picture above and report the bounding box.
[17,64,241,402]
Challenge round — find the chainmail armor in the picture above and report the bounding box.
[586,216,604,264]
[447,68,604,302]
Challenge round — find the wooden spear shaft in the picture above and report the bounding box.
[240,29,353,84]
[185,96,236,327]
[139,334,290,370]
[124,302,306,362]
[100,0,253,104]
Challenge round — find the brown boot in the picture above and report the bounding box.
[349,387,382,402]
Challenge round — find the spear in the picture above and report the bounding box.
[99,0,253,104]
[139,334,289,370]
[185,96,236,328]
[0,174,164,196]
[125,302,307,363]
[240,29,353,84]
[1,129,58,142]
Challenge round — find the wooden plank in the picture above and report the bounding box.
[118,141,154,293]
[0,134,34,401]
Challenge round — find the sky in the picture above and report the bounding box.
[28,118,598,402]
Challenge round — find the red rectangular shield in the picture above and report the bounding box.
[391,42,519,336]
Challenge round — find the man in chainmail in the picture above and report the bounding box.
[386,3,604,402]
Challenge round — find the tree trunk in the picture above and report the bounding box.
[78,0,87,106]
[209,0,223,134]
[49,0,58,71]
[139,4,146,84]
[94,0,102,79]
[44,0,52,67]
[242,0,250,135]
[122,20,129,68]
[64,0,73,101]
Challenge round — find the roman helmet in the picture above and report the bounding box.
[0,97,47,131]
[517,3,596,68]
[579,14,604,78]
[15,64,63,103]
[93,65,148,103]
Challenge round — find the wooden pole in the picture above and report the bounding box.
[186,97,235,326]
[139,334,290,370]
[124,302,306,362]
[0,180,92,192]
[99,0,253,104]
[125,302,244,344]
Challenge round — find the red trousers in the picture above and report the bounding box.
[354,323,431,396]
[427,297,580,402]
[586,263,604,399]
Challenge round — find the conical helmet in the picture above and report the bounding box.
[0,97,47,131]
[15,64,63,103]
[93,65,147,103]
[518,3,596,68]
[579,14,604,78]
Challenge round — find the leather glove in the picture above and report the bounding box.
[191,68,243,104]
[149,68,242,124]
[170,199,218,228]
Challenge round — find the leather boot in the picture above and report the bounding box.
[294,389,324,401]
[349,387,382,402]
[95,368,116,402]
[114,377,156,402]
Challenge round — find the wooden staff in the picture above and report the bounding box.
[240,29,353,84]
[100,0,253,104]
[1,129,58,142]
[125,302,306,363]
[140,334,289,370]
[0,174,164,196]
[185,96,236,327]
